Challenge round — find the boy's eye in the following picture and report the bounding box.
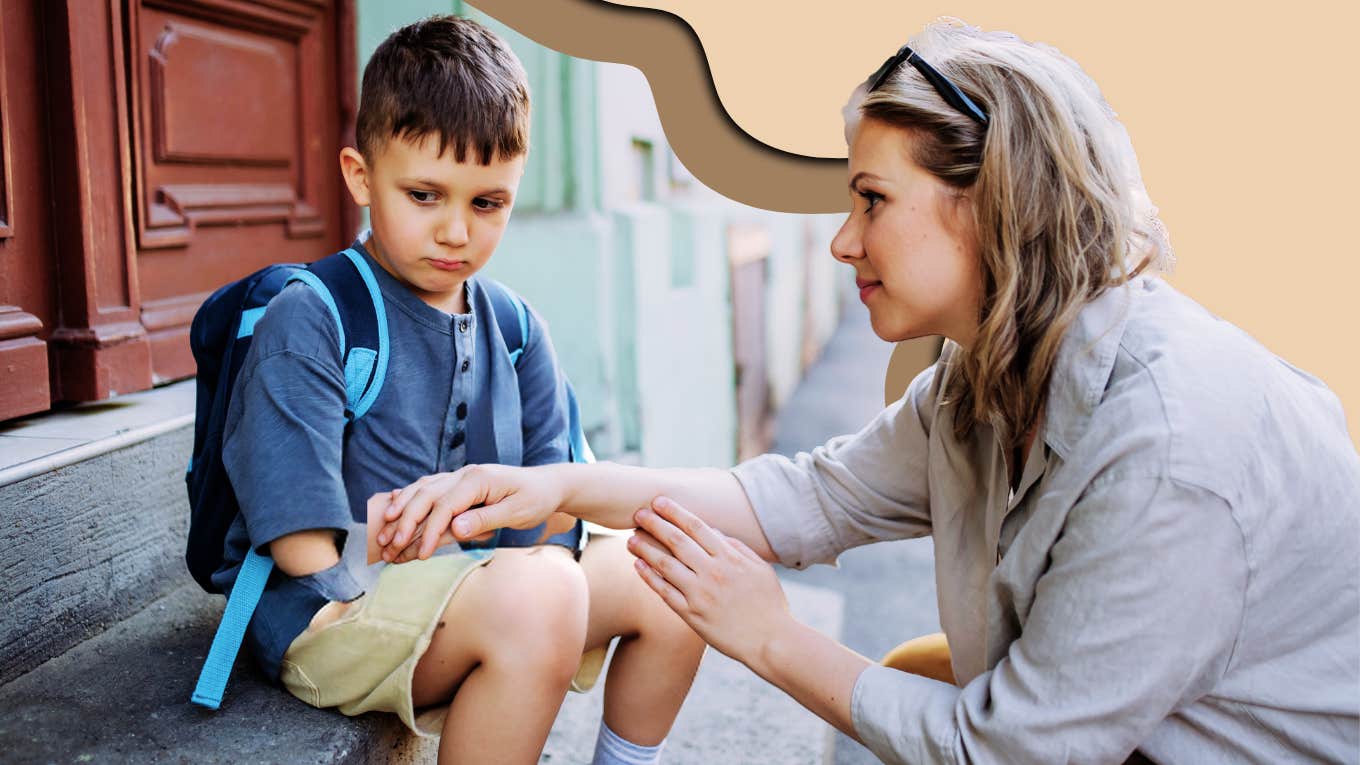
[472,197,506,211]
[408,190,438,204]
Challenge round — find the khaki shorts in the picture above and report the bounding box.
[279,550,607,736]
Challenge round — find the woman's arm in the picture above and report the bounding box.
[379,362,942,564]
[631,478,1248,765]
[377,461,775,562]
[628,496,871,739]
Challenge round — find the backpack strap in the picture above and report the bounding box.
[296,248,390,420]
[191,249,388,710]
[565,384,595,464]
[191,547,271,709]
[485,279,529,366]
[483,279,593,465]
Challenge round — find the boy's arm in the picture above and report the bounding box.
[270,529,342,575]
[221,284,361,596]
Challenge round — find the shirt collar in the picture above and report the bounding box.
[350,234,479,332]
[1041,278,1140,460]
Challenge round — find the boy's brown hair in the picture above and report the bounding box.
[356,15,530,165]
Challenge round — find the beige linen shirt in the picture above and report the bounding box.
[732,277,1360,764]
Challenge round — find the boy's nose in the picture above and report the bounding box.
[439,215,470,247]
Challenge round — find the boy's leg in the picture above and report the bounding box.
[412,546,589,765]
[580,534,707,746]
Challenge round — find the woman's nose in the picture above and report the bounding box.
[830,214,863,263]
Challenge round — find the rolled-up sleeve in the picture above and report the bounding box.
[731,365,937,569]
[849,476,1247,765]
[222,285,353,549]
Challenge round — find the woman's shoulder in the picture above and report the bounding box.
[1076,278,1352,499]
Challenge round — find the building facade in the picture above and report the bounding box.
[0,0,846,468]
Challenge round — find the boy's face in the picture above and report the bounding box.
[339,134,525,313]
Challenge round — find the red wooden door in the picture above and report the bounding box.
[0,0,353,421]
[127,0,349,382]
[0,0,56,420]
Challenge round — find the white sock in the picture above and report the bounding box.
[590,721,665,765]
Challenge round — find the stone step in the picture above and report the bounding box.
[0,568,845,765]
[0,582,435,764]
[0,382,197,686]
[542,578,844,765]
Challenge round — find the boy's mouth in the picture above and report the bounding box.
[426,258,468,272]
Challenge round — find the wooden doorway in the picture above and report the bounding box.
[0,0,355,421]
[128,0,352,382]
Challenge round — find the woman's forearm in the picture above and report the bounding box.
[546,462,777,561]
[751,617,872,740]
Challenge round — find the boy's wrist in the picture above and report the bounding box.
[541,463,575,515]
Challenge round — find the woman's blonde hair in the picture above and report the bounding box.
[860,19,1173,449]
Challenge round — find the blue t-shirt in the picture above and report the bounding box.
[217,241,573,679]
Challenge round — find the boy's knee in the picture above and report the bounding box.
[474,549,589,675]
[636,592,703,652]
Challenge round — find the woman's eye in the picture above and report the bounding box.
[472,197,505,211]
[408,190,437,204]
[859,190,883,213]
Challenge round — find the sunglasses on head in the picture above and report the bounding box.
[868,44,989,127]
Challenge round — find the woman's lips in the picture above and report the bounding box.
[427,258,467,272]
[856,278,881,302]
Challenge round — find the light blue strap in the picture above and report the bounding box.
[510,292,528,366]
[191,548,274,709]
[286,271,346,353]
[566,383,595,464]
[339,248,389,419]
[344,347,377,412]
[236,306,268,339]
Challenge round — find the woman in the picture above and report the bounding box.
[376,20,1360,764]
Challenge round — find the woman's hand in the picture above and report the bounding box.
[375,464,566,562]
[628,495,794,665]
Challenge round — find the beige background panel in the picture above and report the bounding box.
[475,0,1360,448]
[619,0,1360,447]
[469,0,848,213]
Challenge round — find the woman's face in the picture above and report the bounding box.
[832,118,981,347]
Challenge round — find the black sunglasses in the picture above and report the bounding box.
[868,44,989,127]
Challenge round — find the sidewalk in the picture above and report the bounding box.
[772,299,940,765]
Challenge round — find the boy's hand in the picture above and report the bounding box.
[366,491,403,564]
[376,464,565,562]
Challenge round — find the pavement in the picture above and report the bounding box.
[771,298,942,765]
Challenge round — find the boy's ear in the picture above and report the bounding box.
[339,147,372,207]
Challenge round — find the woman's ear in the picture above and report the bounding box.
[339,147,372,207]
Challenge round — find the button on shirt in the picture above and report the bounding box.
[733,277,1360,764]
[217,243,571,679]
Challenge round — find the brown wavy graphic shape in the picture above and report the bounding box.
[469,0,850,214]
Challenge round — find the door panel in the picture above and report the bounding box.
[128,0,345,381]
[0,0,55,420]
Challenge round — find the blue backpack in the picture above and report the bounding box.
[185,244,593,709]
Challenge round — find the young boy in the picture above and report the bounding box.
[216,15,704,764]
